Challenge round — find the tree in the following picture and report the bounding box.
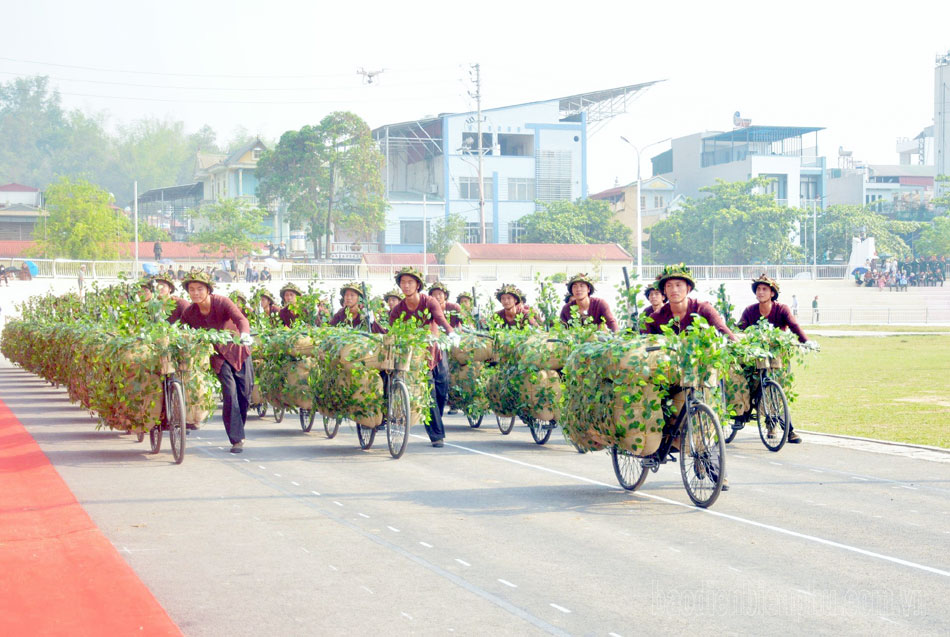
[427,213,467,263]
[915,214,950,256]
[257,112,387,260]
[188,199,268,264]
[33,177,129,259]
[649,178,804,264]
[815,204,923,261]
[519,198,632,250]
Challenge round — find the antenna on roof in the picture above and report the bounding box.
[357,68,386,84]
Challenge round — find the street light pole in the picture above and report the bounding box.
[133,181,139,275]
[620,136,671,279]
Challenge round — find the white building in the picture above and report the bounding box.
[650,125,827,209]
[896,125,934,166]
[935,50,950,177]
[371,83,659,254]
[826,164,935,211]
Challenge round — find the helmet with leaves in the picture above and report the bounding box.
[151,274,176,293]
[279,282,304,301]
[181,269,214,292]
[566,272,596,295]
[428,280,450,297]
[339,281,365,298]
[394,266,425,289]
[456,291,473,303]
[751,273,780,300]
[383,289,403,302]
[495,283,525,304]
[657,263,695,293]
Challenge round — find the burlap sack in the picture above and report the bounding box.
[281,358,314,409]
[450,333,494,365]
[723,367,751,417]
[349,372,383,428]
[520,335,570,371]
[524,370,562,422]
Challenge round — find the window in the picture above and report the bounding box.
[464,222,493,243]
[508,222,525,243]
[498,133,534,157]
[400,220,425,244]
[458,177,493,200]
[252,148,263,160]
[640,195,646,209]
[654,195,664,208]
[800,175,820,202]
[761,174,787,201]
[508,178,535,201]
[536,150,572,202]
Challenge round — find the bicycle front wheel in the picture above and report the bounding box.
[357,423,376,450]
[528,418,554,445]
[386,379,411,459]
[299,408,316,432]
[680,402,725,508]
[149,424,162,454]
[611,446,649,491]
[757,380,790,452]
[167,380,187,465]
[496,414,515,435]
[324,415,341,439]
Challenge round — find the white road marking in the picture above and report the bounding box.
[906,522,921,527]
[795,589,813,596]
[243,459,249,462]
[880,616,898,624]
[301,547,310,553]
[291,481,300,486]
[419,541,433,548]
[769,461,782,466]
[387,526,400,533]
[311,490,320,496]
[258,465,265,470]
[329,565,338,571]
[810,469,824,473]
[401,612,413,620]
[359,513,370,519]
[217,447,224,450]
[609,633,623,637]
[850,510,862,514]
[728,567,742,572]
[361,586,374,594]
[899,485,917,490]
[273,473,281,477]
[426,436,950,579]
[549,603,571,614]
[498,579,517,588]
[732,455,747,459]
[455,558,471,567]
[333,501,343,507]
[852,476,869,481]
[668,547,681,553]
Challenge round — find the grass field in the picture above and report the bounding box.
[792,335,950,448]
[811,325,950,333]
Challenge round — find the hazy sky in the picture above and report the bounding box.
[3,0,949,192]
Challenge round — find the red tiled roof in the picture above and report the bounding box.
[0,240,262,260]
[455,243,631,261]
[0,183,40,192]
[362,252,437,265]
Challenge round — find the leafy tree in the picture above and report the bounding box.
[427,213,466,263]
[915,214,950,256]
[188,198,268,264]
[815,204,923,261]
[257,112,387,260]
[32,177,129,259]
[649,178,803,264]
[519,198,632,250]
[933,175,950,214]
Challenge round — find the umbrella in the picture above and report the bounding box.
[213,269,233,283]
[264,257,280,269]
[142,262,159,275]
[851,266,869,276]
[23,260,38,276]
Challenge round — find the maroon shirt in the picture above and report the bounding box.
[167,296,189,325]
[645,297,737,341]
[738,302,808,343]
[329,306,386,334]
[444,302,464,328]
[494,305,538,329]
[279,306,297,328]
[179,294,251,374]
[559,297,618,332]
[389,293,452,369]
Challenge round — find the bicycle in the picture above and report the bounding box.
[611,383,726,508]
[148,370,187,464]
[723,354,790,452]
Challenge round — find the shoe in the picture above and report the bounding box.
[186,423,198,430]
[721,478,730,492]
[431,440,444,448]
[787,432,802,444]
[230,442,244,453]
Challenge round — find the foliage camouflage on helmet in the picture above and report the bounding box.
[456,291,473,303]
[229,290,248,305]
[751,273,780,300]
[566,272,596,295]
[495,283,525,304]
[643,277,662,299]
[394,266,424,288]
[181,269,214,292]
[152,274,176,293]
[428,280,450,297]
[339,281,365,299]
[383,289,403,301]
[657,263,695,292]
[279,282,304,300]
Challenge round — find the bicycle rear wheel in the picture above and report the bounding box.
[611,446,649,491]
[357,423,376,450]
[386,379,411,459]
[167,380,187,465]
[149,425,162,454]
[324,415,341,439]
[255,402,267,418]
[466,412,483,428]
[680,402,725,508]
[299,408,316,432]
[496,414,515,435]
[757,380,790,452]
[528,418,554,445]
[273,406,284,423]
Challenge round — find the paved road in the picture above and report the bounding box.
[2,360,948,636]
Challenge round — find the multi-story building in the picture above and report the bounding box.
[826,164,935,213]
[371,82,659,253]
[0,183,46,240]
[650,125,827,210]
[896,126,934,166]
[194,139,267,206]
[590,176,679,245]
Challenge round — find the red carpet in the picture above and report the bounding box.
[0,398,181,636]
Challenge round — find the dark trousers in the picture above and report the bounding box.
[217,358,253,444]
[426,356,449,442]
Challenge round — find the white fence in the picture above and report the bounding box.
[0,258,854,283]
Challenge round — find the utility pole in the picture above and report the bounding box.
[470,63,486,244]
[133,181,139,275]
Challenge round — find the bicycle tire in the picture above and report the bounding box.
[680,401,725,508]
[299,408,316,432]
[466,413,484,428]
[528,418,554,445]
[324,415,341,439]
[255,402,267,418]
[724,420,741,443]
[757,380,790,452]
[611,446,649,491]
[357,423,376,450]
[273,406,284,423]
[386,379,411,459]
[135,430,145,443]
[149,424,162,454]
[496,414,515,435]
[168,380,187,465]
